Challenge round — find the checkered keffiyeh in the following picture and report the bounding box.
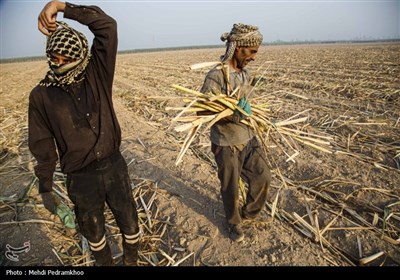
[220,23,263,63]
[40,21,91,87]
[46,23,84,61]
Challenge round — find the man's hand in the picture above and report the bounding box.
[38,1,66,36]
[232,98,251,123]
[41,192,61,214]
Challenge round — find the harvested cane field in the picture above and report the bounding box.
[0,43,399,267]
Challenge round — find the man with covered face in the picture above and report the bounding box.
[28,0,140,266]
[200,23,271,242]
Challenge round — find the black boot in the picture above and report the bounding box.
[91,243,114,266]
[122,240,139,266]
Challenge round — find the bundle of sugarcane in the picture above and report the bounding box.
[167,64,333,166]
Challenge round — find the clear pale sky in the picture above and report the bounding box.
[0,0,399,59]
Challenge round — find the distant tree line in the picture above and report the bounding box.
[0,55,46,64]
[2,39,399,64]
[266,38,400,46]
[118,44,223,55]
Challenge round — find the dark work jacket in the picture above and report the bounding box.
[28,2,120,193]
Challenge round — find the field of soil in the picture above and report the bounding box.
[0,43,399,268]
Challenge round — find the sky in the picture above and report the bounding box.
[0,0,399,59]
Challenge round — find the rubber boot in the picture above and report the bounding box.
[122,240,139,266]
[91,242,114,266]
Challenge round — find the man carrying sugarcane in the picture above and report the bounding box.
[28,0,140,265]
[200,23,271,242]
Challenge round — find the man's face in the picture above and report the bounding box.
[49,52,76,66]
[48,51,79,75]
[234,46,260,69]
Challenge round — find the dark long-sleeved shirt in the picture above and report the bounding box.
[200,65,255,146]
[28,2,120,193]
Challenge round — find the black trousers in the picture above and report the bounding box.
[212,137,271,225]
[66,151,139,265]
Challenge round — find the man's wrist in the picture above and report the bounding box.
[55,1,66,12]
